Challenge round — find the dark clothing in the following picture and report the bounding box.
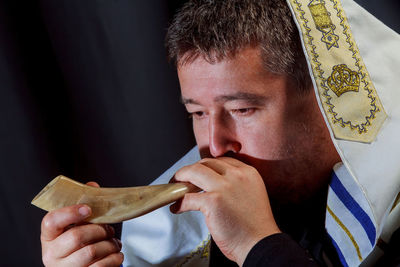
[209,230,341,267]
[243,233,318,267]
[375,228,400,267]
[209,239,238,267]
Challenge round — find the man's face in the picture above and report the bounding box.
[178,47,339,203]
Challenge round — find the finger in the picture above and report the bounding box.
[86,181,100,188]
[199,158,231,175]
[41,205,92,242]
[88,252,124,267]
[170,192,209,214]
[52,224,115,258]
[66,238,122,267]
[174,163,223,191]
[170,199,182,213]
[217,156,248,168]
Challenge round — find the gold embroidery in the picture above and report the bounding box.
[309,0,339,50]
[327,205,363,261]
[327,64,360,97]
[176,234,211,267]
[288,0,387,143]
[309,2,331,28]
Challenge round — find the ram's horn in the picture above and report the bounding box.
[31,175,199,224]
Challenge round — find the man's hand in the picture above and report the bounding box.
[40,182,124,267]
[171,157,281,266]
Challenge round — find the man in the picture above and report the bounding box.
[40,0,400,266]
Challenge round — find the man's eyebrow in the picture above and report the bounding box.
[181,92,267,105]
[180,97,199,105]
[214,92,267,105]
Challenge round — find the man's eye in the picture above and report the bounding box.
[231,108,255,116]
[189,111,206,119]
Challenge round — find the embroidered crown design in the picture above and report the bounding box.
[327,64,360,97]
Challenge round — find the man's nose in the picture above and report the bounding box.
[208,115,241,157]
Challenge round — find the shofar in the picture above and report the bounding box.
[31,175,199,224]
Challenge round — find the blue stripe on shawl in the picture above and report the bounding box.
[330,172,376,246]
[328,233,349,267]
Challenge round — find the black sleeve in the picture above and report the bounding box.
[376,227,400,267]
[243,233,319,267]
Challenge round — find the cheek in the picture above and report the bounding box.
[192,121,209,148]
[236,120,289,160]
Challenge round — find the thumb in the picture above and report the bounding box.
[41,204,92,241]
[170,192,207,214]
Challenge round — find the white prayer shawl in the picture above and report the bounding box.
[122,1,400,266]
[286,0,400,266]
[121,147,211,267]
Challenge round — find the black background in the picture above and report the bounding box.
[0,1,398,266]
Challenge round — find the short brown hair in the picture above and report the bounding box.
[166,0,312,92]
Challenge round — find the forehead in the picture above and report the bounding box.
[177,47,291,102]
[178,47,265,80]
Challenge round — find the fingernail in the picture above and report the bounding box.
[78,206,91,218]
